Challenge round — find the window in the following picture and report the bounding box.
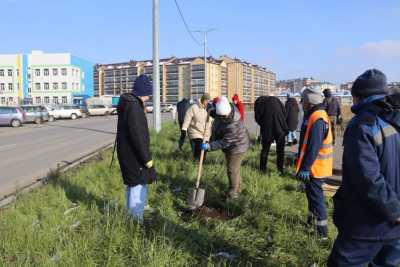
[35,69,40,76]
[0,70,4,76]
[16,69,19,77]
[0,97,5,104]
[62,82,67,89]
[53,83,58,90]
[61,68,67,76]
[44,97,50,104]
[28,87,32,93]
[44,83,49,90]
[36,97,41,104]
[8,83,13,91]
[62,96,68,104]
[8,69,13,76]
[0,83,4,91]
[44,69,49,76]
[35,83,41,90]
[53,96,59,104]
[53,68,58,76]
[8,97,13,103]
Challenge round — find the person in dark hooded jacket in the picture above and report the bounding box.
[285,94,300,145]
[116,74,156,222]
[177,98,191,129]
[201,96,250,199]
[328,69,400,267]
[255,96,288,175]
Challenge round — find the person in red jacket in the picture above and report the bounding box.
[232,94,245,121]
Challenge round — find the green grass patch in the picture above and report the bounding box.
[0,124,336,266]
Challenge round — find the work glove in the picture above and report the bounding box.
[145,160,153,169]
[178,130,186,150]
[297,170,310,183]
[200,143,210,151]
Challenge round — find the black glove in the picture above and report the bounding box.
[179,130,186,150]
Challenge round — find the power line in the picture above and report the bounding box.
[173,0,202,46]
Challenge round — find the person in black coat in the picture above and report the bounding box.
[116,74,156,222]
[255,96,288,175]
[177,98,191,129]
[285,94,300,145]
[323,89,341,145]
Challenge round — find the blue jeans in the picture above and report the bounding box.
[328,234,400,267]
[126,185,147,221]
[306,178,328,236]
[287,131,297,143]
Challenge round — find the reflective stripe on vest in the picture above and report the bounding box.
[296,110,333,178]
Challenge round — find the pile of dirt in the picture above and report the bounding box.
[180,206,236,222]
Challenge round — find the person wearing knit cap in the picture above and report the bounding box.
[296,85,333,240]
[323,89,341,145]
[116,74,156,222]
[200,96,250,199]
[180,93,213,160]
[328,69,400,266]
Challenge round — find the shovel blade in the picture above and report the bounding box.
[187,188,205,209]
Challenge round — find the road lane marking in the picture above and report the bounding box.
[0,144,17,152]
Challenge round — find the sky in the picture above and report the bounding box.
[1,0,399,84]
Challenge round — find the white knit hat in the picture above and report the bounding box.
[216,96,232,116]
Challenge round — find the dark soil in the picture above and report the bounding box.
[179,206,236,222]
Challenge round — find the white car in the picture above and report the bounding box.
[87,104,110,116]
[145,104,153,113]
[49,105,83,120]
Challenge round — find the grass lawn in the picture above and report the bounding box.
[0,124,337,266]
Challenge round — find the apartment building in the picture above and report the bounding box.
[0,51,94,106]
[94,55,275,104]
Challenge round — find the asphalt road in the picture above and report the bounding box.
[0,113,171,199]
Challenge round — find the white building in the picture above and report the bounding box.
[0,51,93,106]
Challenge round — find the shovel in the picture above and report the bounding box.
[187,149,206,209]
[187,112,210,210]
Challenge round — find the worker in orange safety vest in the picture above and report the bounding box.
[296,85,333,239]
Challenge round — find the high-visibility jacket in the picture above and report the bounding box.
[296,110,333,178]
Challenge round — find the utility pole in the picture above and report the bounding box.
[192,29,215,99]
[153,0,161,132]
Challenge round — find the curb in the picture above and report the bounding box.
[0,142,114,209]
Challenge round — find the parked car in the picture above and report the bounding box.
[76,105,89,118]
[20,105,50,124]
[109,105,118,115]
[87,104,110,116]
[161,104,175,113]
[145,103,153,113]
[50,105,83,120]
[0,106,25,127]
